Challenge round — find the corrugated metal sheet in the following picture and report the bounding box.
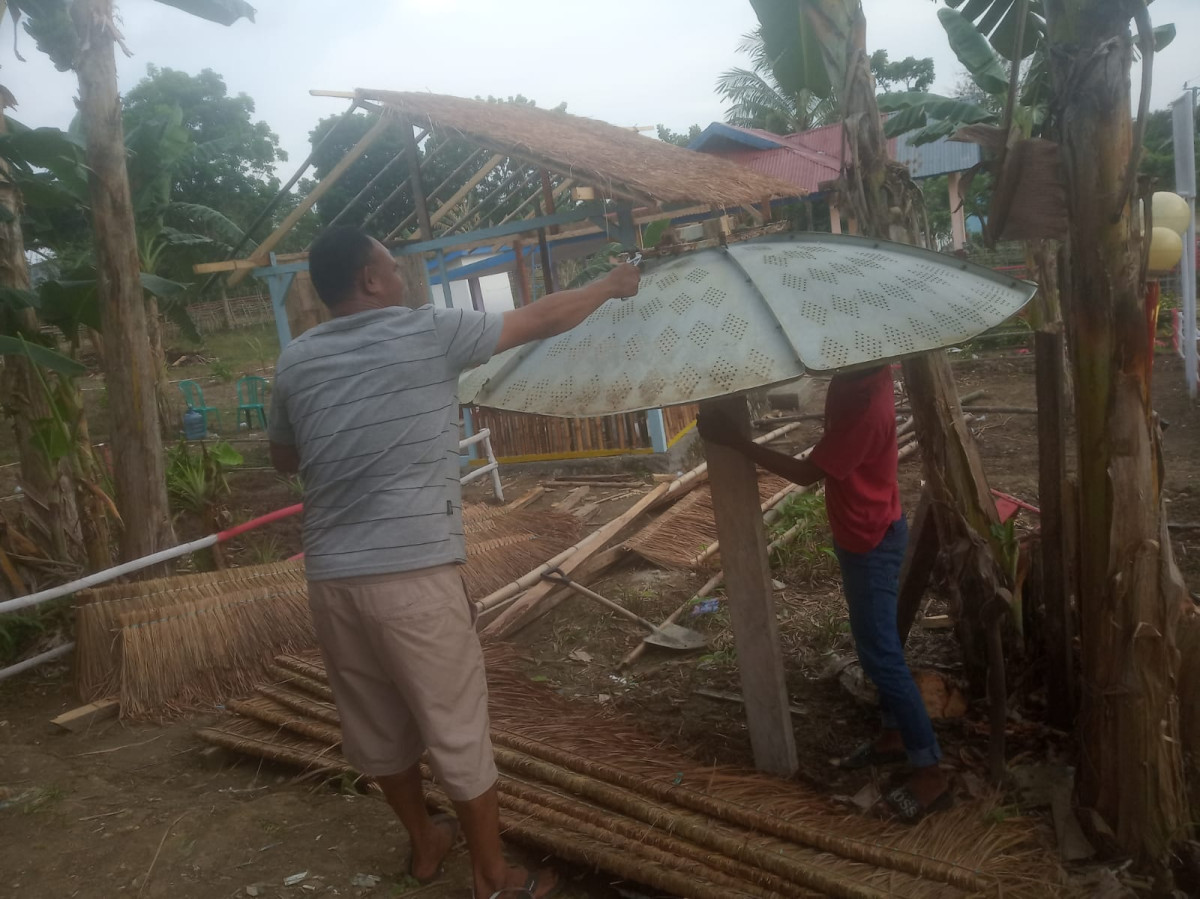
[693,117,979,192]
[705,147,840,194]
[894,129,981,179]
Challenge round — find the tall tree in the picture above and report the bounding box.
[656,123,702,147]
[9,0,256,565]
[123,66,285,228]
[869,49,935,92]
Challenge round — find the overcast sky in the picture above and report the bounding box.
[4,0,1199,175]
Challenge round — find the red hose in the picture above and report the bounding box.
[216,503,303,542]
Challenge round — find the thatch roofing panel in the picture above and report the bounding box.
[352,90,805,206]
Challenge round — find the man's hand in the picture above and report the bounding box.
[495,262,641,353]
[602,262,641,300]
[696,410,745,449]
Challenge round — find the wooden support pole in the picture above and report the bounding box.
[536,204,555,296]
[511,239,532,307]
[399,118,452,307]
[229,112,392,286]
[1036,326,1075,726]
[700,395,797,778]
[541,170,559,234]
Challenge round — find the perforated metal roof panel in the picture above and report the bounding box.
[459,233,1036,417]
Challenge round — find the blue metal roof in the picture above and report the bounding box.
[688,123,788,153]
[893,129,981,179]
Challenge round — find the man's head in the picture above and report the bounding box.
[309,227,407,313]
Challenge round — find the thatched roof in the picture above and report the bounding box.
[352,90,805,207]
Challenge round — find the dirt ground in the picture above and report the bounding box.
[2,350,1199,898]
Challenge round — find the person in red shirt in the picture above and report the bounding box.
[698,366,950,820]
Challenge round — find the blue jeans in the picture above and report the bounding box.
[834,517,942,768]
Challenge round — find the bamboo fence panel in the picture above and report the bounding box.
[468,406,653,460]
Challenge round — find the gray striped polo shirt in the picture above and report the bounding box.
[268,304,503,581]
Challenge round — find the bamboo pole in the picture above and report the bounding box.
[492,733,989,894]
[493,742,891,899]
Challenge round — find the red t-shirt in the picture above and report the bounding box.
[809,367,902,553]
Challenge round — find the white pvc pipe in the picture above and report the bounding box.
[0,534,218,616]
[0,642,75,682]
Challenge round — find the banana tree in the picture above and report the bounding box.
[858,0,1190,870]
[750,0,1012,703]
[4,0,255,565]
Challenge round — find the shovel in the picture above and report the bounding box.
[541,567,708,651]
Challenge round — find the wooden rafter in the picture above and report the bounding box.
[324,128,427,232]
[227,111,394,286]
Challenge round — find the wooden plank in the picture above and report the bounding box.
[228,112,393,286]
[504,486,545,511]
[700,395,797,778]
[554,486,591,512]
[481,484,669,637]
[51,699,119,732]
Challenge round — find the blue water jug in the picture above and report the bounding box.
[183,408,207,441]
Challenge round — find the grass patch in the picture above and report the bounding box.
[770,492,838,587]
[172,323,280,381]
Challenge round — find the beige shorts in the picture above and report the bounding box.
[306,564,497,802]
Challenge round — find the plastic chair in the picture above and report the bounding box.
[178,379,222,431]
[236,375,269,430]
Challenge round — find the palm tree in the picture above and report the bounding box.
[717,30,841,134]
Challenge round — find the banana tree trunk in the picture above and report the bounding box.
[0,115,84,563]
[71,0,175,563]
[1044,0,1187,870]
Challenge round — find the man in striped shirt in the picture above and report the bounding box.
[269,227,639,899]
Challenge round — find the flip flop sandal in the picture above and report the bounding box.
[407,812,459,886]
[479,869,563,899]
[882,784,954,823]
[835,741,908,770]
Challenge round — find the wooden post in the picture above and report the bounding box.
[1035,326,1075,726]
[700,395,798,778]
[540,170,560,233]
[948,172,968,251]
[399,119,453,308]
[467,277,485,312]
[536,209,556,296]
[829,201,842,234]
[511,239,532,307]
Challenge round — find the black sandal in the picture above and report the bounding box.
[835,741,907,770]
